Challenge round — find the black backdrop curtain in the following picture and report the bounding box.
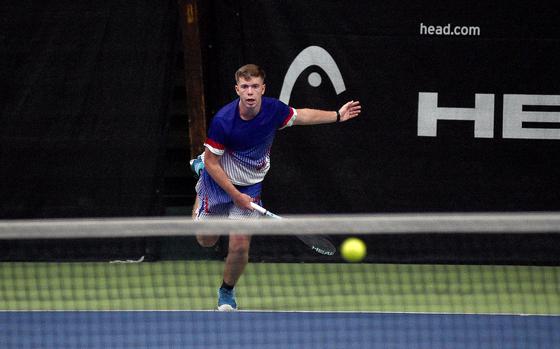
[1,0,179,218]
[193,0,560,265]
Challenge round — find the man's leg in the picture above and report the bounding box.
[223,234,251,286]
[193,196,219,247]
[217,234,251,311]
[191,154,217,246]
[203,182,260,311]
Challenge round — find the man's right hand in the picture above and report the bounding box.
[232,192,254,211]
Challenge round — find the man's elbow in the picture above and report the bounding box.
[204,154,221,169]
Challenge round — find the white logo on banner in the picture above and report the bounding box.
[418,93,560,140]
[279,46,346,104]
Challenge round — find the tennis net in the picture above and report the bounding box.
[1,212,559,348]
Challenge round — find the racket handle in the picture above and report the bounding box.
[250,202,282,219]
[250,202,266,214]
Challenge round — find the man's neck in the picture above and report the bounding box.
[238,102,260,120]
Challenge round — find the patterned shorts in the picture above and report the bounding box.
[195,173,262,220]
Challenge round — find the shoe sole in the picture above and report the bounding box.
[217,304,237,312]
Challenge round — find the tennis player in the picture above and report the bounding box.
[192,64,361,311]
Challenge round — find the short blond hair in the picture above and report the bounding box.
[235,64,266,83]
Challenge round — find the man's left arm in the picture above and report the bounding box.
[293,100,361,126]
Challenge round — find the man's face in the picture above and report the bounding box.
[235,76,266,111]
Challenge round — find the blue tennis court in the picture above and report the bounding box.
[2,311,558,349]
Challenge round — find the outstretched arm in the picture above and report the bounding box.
[293,100,361,126]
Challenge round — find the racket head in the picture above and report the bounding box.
[296,234,336,256]
[251,203,335,255]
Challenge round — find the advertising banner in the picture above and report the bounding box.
[205,1,560,214]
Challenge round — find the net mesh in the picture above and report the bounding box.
[1,214,559,348]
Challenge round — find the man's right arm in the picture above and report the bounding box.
[203,148,254,210]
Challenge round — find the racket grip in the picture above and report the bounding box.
[250,202,282,219]
[249,202,266,214]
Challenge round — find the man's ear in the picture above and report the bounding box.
[262,83,266,94]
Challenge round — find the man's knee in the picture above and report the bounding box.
[228,235,251,256]
[197,235,219,247]
[192,197,200,220]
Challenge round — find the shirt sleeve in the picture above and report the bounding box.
[279,105,297,130]
[204,117,226,156]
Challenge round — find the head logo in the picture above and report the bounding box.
[418,92,560,140]
[279,46,346,104]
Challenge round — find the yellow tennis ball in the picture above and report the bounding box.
[340,237,366,262]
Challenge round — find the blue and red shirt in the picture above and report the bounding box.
[203,96,296,185]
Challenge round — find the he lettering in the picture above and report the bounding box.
[418,93,560,139]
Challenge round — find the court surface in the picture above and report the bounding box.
[1,260,558,348]
[2,310,559,349]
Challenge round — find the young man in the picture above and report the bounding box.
[192,64,361,311]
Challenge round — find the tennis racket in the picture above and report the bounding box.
[250,202,336,256]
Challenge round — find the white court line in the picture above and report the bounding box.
[1,309,558,317]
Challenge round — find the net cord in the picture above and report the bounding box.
[0,212,559,239]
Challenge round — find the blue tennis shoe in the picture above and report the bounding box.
[189,154,204,178]
[217,287,237,311]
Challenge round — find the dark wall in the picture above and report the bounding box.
[203,0,560,215]
[1,0,179,218]
[2,1,559,264]
[193,1,560,265]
